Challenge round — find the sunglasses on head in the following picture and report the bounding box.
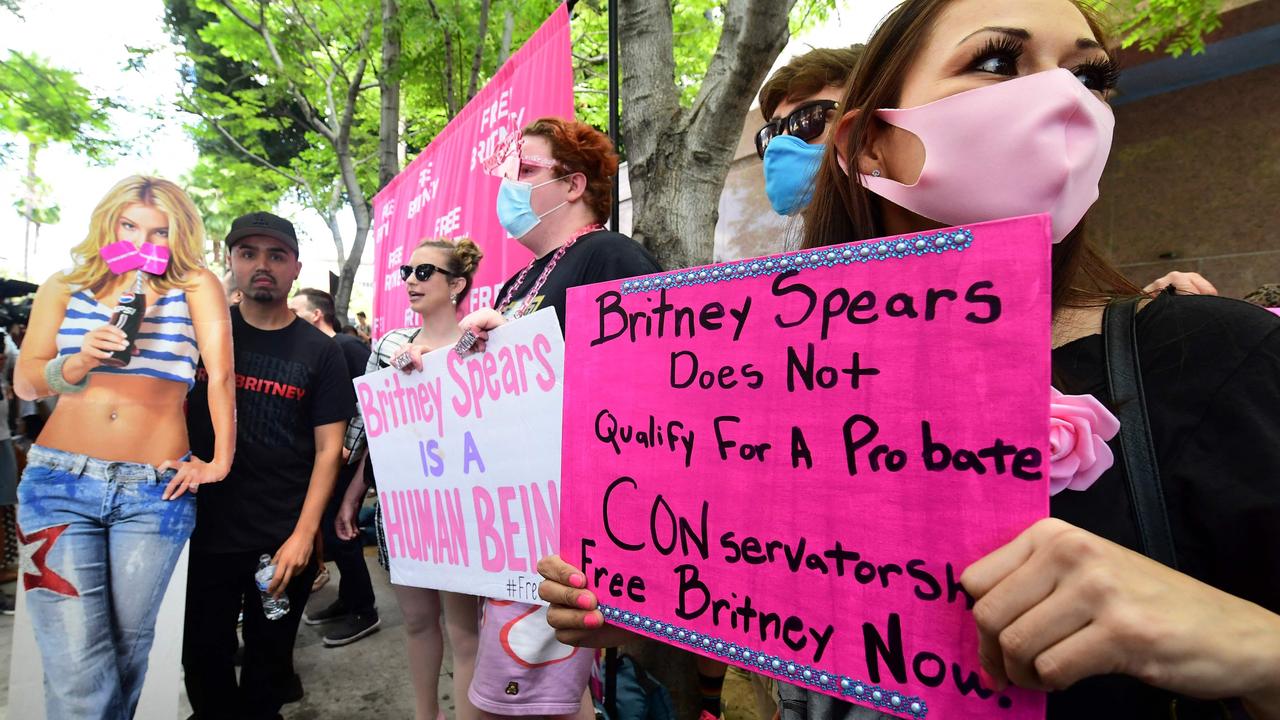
[755,99,840,158]
[399,263,459,282]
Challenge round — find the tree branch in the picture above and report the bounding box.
[618,0,681,164]
[216,0,336,142]
[466,0,493,101]
[687,0,794,156]
[181,92,310,192]
[425,0,458,117]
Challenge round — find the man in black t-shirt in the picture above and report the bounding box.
[184,213,355,720]
[287,287,381,647]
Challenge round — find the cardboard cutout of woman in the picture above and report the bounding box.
[13,175,234,718]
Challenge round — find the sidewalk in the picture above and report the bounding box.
[0,553,455,720]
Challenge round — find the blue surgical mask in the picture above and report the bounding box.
[496,176,569,239]
[762,134,825,216]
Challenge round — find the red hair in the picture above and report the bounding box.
[523,118,617,224]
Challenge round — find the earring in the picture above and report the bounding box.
[450,294,458,304]
[871,169,882,177]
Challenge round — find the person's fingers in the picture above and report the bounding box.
[537,555,585,586]
[270,561,295,597]
[971,553,1059,645]
[961,533,1036,600]
[546,604,604,632]
[993,589,1091,690]
[162,472,186,501]
[335,509,356,540]
[976,624,1009,691]
[1026,622,1116,691]
[1191,275,1218,295]
[538,578,597,611]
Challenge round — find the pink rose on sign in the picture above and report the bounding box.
[1049,387,1120,495]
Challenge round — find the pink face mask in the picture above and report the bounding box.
[857,69,1114,243]
[100,241,171,275]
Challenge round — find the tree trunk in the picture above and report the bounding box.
[620,0,795,269]
[335,147,372,322]
[379,0,402,189]
[466,0,493,101]
[497,8,514,66]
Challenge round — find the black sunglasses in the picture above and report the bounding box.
[755,99,840,158]
[399,263,458,282]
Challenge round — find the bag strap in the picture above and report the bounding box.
[1102,297,1180,570]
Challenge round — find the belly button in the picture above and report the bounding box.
[110,411,118,421]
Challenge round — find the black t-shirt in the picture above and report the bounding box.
[188,307,357,553]
[1048,293,1280,716]
[333,332,372,381]
[496,230,662,329]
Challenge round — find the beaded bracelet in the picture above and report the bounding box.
[44,355,89,395]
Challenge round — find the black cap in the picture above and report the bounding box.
[225,212,299,256]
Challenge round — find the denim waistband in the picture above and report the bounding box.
[28,445,187,484]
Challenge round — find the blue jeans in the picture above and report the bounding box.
[17,445,196,720]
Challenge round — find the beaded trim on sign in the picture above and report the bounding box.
[597,604,929,718]
[618,228,974,296]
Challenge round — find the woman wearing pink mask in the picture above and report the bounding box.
[13,175,234,718]
[538,1,1280,718]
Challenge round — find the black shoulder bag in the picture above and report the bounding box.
[1104,297,1246,720]
[1102,297,1179,570]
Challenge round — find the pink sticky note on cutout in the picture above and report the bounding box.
[562,215,1054,720]
[100,240,143,274]
[139,243,170,275]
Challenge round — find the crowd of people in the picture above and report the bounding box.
[4,0,1279,719]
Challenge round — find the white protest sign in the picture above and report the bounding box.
[356,308,563,602]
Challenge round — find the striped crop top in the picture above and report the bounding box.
[55,284,200,388]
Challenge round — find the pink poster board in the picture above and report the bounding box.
[369,4,573,338]
[562,216,1054,719]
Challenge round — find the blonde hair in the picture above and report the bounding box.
[413,237,484,298]
[63,176,207,294]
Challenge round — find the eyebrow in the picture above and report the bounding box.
[120,213,167,231]
[958,26,1103,52]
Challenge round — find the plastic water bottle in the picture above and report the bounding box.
[255,554,290,620]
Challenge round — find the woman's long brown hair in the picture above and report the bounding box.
[800,0,1140,311]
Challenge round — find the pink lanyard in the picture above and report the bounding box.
[497,224,603,318]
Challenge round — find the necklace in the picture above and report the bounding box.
[497,223,603,319]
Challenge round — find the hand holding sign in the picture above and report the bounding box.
[963,518,1280,707]
[538,554,639,647]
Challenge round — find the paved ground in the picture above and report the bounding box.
[0,554,450,720]
[0,556,763,720]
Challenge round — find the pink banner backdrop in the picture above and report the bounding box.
[369,4,574,338]
[562,216,1054,719]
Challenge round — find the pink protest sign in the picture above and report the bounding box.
[562,216,1054,719]
[369,4,573,338]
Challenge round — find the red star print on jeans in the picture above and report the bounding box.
[17,523,80,597]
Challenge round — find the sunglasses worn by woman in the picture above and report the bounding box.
[400,262,461,283]
[538,2,1280,719]
[755,99,840,158]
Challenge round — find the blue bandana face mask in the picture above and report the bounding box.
[496,175,569,239]
[762,134,825,216]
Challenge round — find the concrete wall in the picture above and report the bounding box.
[1094,62,1280,297]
